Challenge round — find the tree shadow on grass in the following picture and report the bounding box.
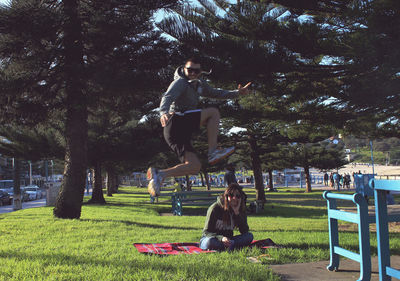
[0,250,277,280]
[268,193,323,199]
[117,189,148,195]
[280,242,399,256]
[109,194,150,199]
[272,234,400,256]
[154,202,328,218]
[83,197,173,208]
[80,218,200,231]
[82,201,139,208]
[267,199,328,207]
[250,205,327,218]
[252,229,329,234]
[157,206,210,217]
[279,242,331,251]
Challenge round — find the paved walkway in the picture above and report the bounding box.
[269,255,400,281]
[0,188,93,214]
[0,198,46,214]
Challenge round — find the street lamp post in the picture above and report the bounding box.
[44,160,48,182]
[370,140,375,176]
[29,161,32,185]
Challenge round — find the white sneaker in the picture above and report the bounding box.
[147,167,161,196]
[148,178,162,197]
[208,146,235,165]
[147,167,157,180]
[148,180,155,197]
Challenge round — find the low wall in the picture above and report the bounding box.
[46,182,62,206]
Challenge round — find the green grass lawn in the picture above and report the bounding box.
[1,186,399,281]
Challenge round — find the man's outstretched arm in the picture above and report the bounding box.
[202,81,251,99]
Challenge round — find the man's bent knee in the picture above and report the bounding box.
[192,162,201,174]
[205,107,220,118]
[200,107,220,126]
[184,152,201,174]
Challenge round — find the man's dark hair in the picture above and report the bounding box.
[185,56,202,65]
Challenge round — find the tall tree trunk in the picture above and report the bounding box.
[106,168,119,196]
[304,164,312,192]
[185,175,191,191]
[204,171,210,190]
[113,175,119,193]
[248,135,266,202]
[54,0,87,219]
[89,168,94,191]
[267,170,274,191]
[13,159,22,210]
[88,161,106,204]
[106,170,112,197]
[200,172,205,186]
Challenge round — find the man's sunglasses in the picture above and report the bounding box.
[185,67,201,74]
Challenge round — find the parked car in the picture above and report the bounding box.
[23,185,43,200]
[0,181,14,201]
[2,188,13,199]
[1,187,30,202]
[0,180,13,189]
[0,190,12,206]
[18,188,31,202]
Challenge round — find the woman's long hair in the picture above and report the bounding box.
[222,183,247,225]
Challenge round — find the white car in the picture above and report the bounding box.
[23,185,42,200]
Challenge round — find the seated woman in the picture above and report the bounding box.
[200,183,253,251]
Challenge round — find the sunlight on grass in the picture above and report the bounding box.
[0,186,399,280]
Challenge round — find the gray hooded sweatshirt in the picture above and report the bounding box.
[159,66,239,116]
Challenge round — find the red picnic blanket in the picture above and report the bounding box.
[133,238,279,255]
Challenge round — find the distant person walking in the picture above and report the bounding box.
[147,57,251,197]
[329,172,334,188]
[224,164,238,186]
[333,173,340,189]
[344,173,351,189]
[324,173,329,186]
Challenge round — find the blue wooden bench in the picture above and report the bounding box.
[323,191,373,281]
[172,190,224,216]
[370,179,400,281]
[323,189,400,281]
[171,190,258,216]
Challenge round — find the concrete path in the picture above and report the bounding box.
[0,188,93,215]
[269,255,400,281]
[0,198,46,214]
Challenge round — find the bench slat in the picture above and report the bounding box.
[180,197,218,202]
[171,190,258,215]
[182,201,215,206]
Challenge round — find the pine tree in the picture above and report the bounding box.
[0,0,177,218]
[279,0,400,140]
[157,0,353,199]
[285,121,347,192]
[51,0,88,219]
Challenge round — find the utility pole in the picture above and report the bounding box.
[370,140,375,176]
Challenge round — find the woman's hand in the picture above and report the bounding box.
[231,200,241,215]
[222,236,233,248]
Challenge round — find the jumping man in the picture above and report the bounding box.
[147,57,251,196]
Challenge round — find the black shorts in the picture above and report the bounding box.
[163,110,201,163]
